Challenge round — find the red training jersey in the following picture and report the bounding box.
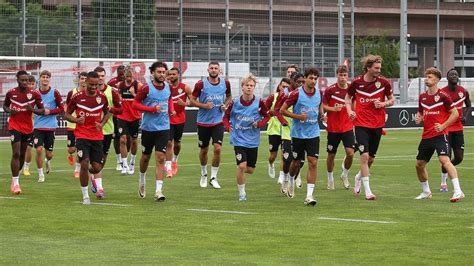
[347,75,392,128]
[117,80,141,122]
[418,89,453,139]
[107,77,121,88]
[323,83,353,133]
[66,91,109,141]
[4,87,44,134]
[441,85,467,132]
[170,82,188,125]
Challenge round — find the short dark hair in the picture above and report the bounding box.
[94,66,106,73]
[446,68,458,77]
[292,72,304,83]
[280,78,291,85]
[28,75,36,82]
[168,67,180,74]
[117,65,126,72]
[149,61,168,72]
[336,65,348,74]
[208,61,220,67]
[304,67,320,78]
[79,71,88,78]
[87,71,99,79]
[16,70,29,78]
[287,64,299,72]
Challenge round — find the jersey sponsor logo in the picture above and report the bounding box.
[434,95,440,102]
[78,110,101,117]
[236,153,242,161]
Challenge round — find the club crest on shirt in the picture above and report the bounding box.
[434,95,440,102]
[96,96,102,104]
[26,93,32,100]
[236,153,242,161]
[34,138,38,144]
[458,92,463,99]
[375,81,381,89]
[178,88,183,94]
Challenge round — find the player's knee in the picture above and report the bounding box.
[12,151,20,159]
[346,149,355,158]
[119,135,127,144]
[415,161,424,170]
[451,155,463,166]
[237,163,247,171]
[213,144,222,154]
[245,167,255,174]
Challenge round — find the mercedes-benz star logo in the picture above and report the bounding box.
[399,110,409,126]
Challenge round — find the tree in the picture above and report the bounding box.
[354,34,400,78]
[0,0,21,56]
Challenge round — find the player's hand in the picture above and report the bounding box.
[44,108,50,115]
[300,112,308,122]
[252,121,258,128]
[334,104,343,112]
[76,117,85,124]
[461,116,466,125]
[205,101,215,110]
[95,122,103,131]
[129,86,136,96]
[415,113,423,124]
[26,105,34,112]
[374,99,385,109]
[177,98,186,106]
[9,108,17,115]
[434,123,445,132]
[155,105,161,113]
[349,111,356,120]
[227,127,233,133]
[170,111,176,117]
[220,104,227,112]
[321,113,327,123]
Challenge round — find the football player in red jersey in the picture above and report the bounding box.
[165,67,192,177]
[414,67,464,202]
[322,65,355,190]
[344,54,395,200]
[65,71,111,205]
[21,75,37,177]
[4,70,47,195]
[438,68,472,192]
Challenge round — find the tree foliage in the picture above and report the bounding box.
[354,34,400,78]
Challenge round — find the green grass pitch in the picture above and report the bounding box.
[0,129,473,264]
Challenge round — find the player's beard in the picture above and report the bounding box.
[154,76,164,84]
[209,73,218,79]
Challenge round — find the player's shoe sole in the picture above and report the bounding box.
[415,192,432,200]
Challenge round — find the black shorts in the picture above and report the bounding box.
[416,135,450,162]
[33,129,55,151]
[9,130,32,144]
[103,134,113,155]
[197,124,224,148]
[327,130,356,154]
[354,126,383,157]
[447,131,464,151]
[27,134,34,147]
[291,137,320,160]
[281,139,293,163]
[117,118,140,139]
[141,130,169,155]
[76,139,104,164]
[234,146,258,168]
[113,116,120,139]
[67,130,76,148]
[268,135,282,152]
[169,123,185,142]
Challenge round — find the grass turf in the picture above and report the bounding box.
[0,129,473,264]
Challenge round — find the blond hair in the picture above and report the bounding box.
[425,67,441,80]
[241,73,257,87]
[361,54,382,73]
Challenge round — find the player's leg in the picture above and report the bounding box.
[287,138,304,198]
[153,130,168,201]
[450,131,464,166]
[304,137,319,206]
[435,135,464,202]
[165,124,175,177]
[280,140,292,192]
[340,130,356,189]
[171,123,184,175]
[326,132,340,190]
[22,136,33,176]
[10,130,24,194]
[127,120,140,175]
[113,117,122,171]
[67,131,80,178]
[414,138,434,200]
[267,135,279,179]
[235,146,248,201]
[197,125,211,187]
[34,130,46,182]
[138,130,154,199]
[67,130,76,166]
[209,124,224,189]
[361,128,382,200]
[118,119,130,174]
[43,131,55,176]
[76,139,92,204]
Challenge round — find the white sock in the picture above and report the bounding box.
[289,175,295,187]
[201,165,207,176]
[116,154,121,164]
[139,172,146,184]
[13,176,19,186]
[38,168,44,176]
[211,166,219,179]
[165,161,172,171]
[441,173,448,185]
[362,176,372,195]
[355,171,361,179]
[327,172,334,182]
[24,162,30,168]
[95,177,103,189]
[421,181,431,193]
[284,173,289,182]
[156,180,163,192]
[307,183,315,197]
[342,165,349,177]
[75,163,81,172]
[172,154,179,162]
[269,162,274,169]
[121,158,128,168]
[130,154,136,165]
[451,178,461,194]
[279,171,284,179]
[238,184,246,196]
[81,186,89,199]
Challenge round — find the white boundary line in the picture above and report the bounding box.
[0,196,26,200]
[187,208,256,215]
[73,201,132,207]
[318,217,396,224]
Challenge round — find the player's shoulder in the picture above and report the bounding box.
[377,75,391,84]
[195,79,204,86]
[457,85,467,93]
[30,88,42,97]
[325,84,337,92]
[6,87,17,95]
[352,75,364,83]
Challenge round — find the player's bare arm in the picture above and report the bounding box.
[280,102,307,121]
[435,107,459,132]
[462,92,472,124]
[344,93,356,119]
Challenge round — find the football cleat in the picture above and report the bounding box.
[23,167,30,176]
[439,184,448,193]
[127,164,135,175]
[96,188,105,200]
[295,175,302,188]
[281,181,288,194]
[171,161,178,175]
[304,196,317,206]
[327,180,335,190]
[154,191,166,201]
[414,192,432,200]
[354,174,361,195]
[166,168,173,178]
[239,194,247,202]
[90,175,97,194]
[200,175,208,188]
[341,175,350,189]
[138,182,146,199]
[450,191,465,203]
[82,197,91,205]
[277,174,284,184]
[121,165,128,175]
[12,184,22,195]
[45,159,51,174]
[268,163,275,179]
[38,174,45,183]
[287,184,295,199]
[73,170,80,179]
[116,163,122,171]
[209,178,221,189]
[67,154,74,166]
[365,194,377,201]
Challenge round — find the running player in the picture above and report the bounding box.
[65,71,111,204]
[439,68,471,192]
[133,61,175,201]
[322,65,354,190]
[280,67,323,206]
[414,67,464,202]
[21,74,37,176]
[116,66,142,175]
[223,74,270,201]
[90,66,122,198]
[190,62,232,189]
[165,67,192,177]
[344,54,395,200]
[32,70,64,182]
[4,70,46,194]
[65,71,88,178]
